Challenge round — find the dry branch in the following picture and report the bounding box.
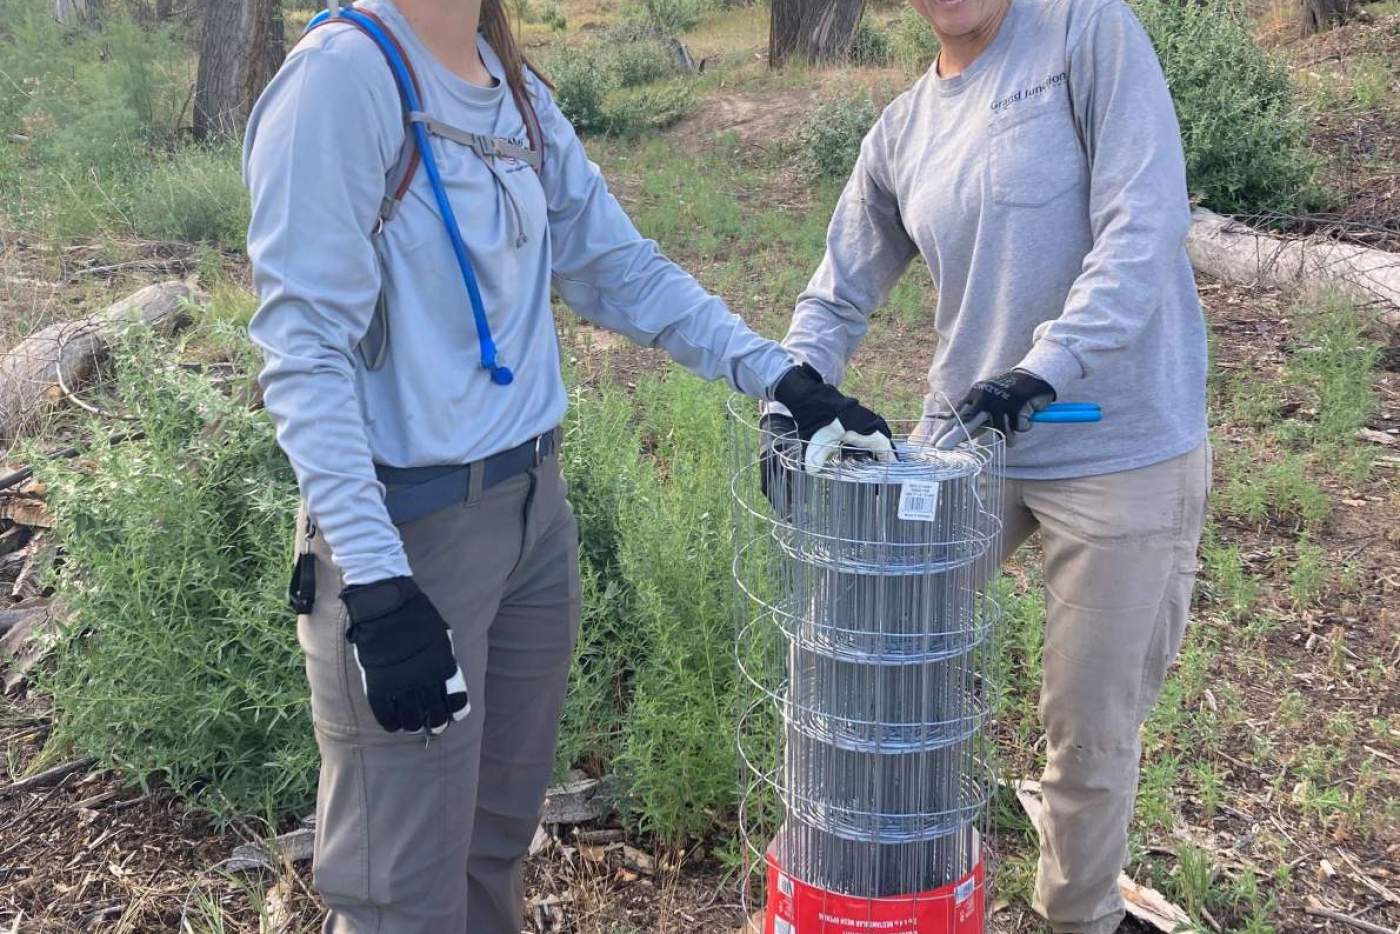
[0,281,199,444]
[0,757,95,799]
[1303,906,1397,934]
[1187,209,1400,324]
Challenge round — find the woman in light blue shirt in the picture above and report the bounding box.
[243,0,891,929]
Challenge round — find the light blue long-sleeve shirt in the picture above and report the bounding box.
[781,0,1208,479]
[244,0,793,584]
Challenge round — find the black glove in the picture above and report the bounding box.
[930,369,1055,449]
[759,412,802,514]
[341,576,470,734]
[772,363,895,473]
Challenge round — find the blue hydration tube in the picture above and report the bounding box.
[305,7,514,386]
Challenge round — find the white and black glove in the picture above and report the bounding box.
[341,576,470,735]
[927,369,1055,450]
[772,363,896,474]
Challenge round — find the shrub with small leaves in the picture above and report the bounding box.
[848,17,890,66]
[34,329,313,824]
[609,38,679,88]
[798,92,878,181]
[1131,0,1321,216]
[622,0,712,36]
[890,6,939,72]
[550,54,614,132]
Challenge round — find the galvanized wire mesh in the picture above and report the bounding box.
[731,400,1004,917]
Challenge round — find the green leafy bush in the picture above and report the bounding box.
[1131,0,1321,215]
[890,6,939,72]
[34,329,313,823]
[610,38,680,88]
[550,55,614,132]
[0,5,193,242]
[621,0,713,36]
[558,372,754,841]
[130,144,250,245]
[849,17,891,66]
[798,92,878,180]
[549,49,694,135]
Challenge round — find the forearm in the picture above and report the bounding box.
[552,243,793,399]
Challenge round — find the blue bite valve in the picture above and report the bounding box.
[490,364,514,386]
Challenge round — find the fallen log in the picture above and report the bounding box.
[0,601,59,693]
[1187,209,1400,324]
[0,281,199,444]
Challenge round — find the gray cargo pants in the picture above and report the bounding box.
[295,451,580,933]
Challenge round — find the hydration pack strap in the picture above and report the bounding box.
[303,4,515,386]
[409,112,543,173]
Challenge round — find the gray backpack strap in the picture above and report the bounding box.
[408,111,543,173]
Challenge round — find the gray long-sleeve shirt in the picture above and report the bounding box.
[244,0,793,584]
[783,0,1207,479]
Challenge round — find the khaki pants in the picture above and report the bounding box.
[996,443,1211,933]
[296,454,580,933]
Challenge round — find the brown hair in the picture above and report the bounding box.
[480,0,551,98]
[480,0,551,155]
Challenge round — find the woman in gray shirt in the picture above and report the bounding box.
[771,0,1210,930]
[243,0,891,930]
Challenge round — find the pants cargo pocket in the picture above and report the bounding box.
[312,743,371,906]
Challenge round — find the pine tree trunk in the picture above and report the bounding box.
[194,0,246,140]
[1298,0,1348,36]
[243,0,285,116]
[53,0,91,26]
[194,0,284,140]
[770,0,867,67]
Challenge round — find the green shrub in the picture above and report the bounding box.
[1217,453,1330,531]
[603,81,696,136]
[622,0,712,36]
[1281,291,1381,451]
[610,38,679,88]
[798,92,878,180]
[849,17,891,66]
[1131,0,1321,216]
[550,55,615,132]
[549,49,694,136]
[33,329,313,823]
[610,375,743,841]
[557,370,776,841]
[890,6,939,72]
[130,143,250,245]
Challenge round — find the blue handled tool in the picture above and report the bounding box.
[1030,402,1102,424]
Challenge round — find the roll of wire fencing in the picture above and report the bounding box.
[729,400,1004,934]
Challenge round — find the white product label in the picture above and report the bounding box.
[777,874,794,897]
[897,480,940,521]
[775,918,795,934]
[955,876,975,905]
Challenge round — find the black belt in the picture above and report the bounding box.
[375,429,558,524]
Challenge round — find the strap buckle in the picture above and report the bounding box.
[532,432,545,467]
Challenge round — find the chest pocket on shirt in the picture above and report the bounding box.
[989,109,1085,208]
